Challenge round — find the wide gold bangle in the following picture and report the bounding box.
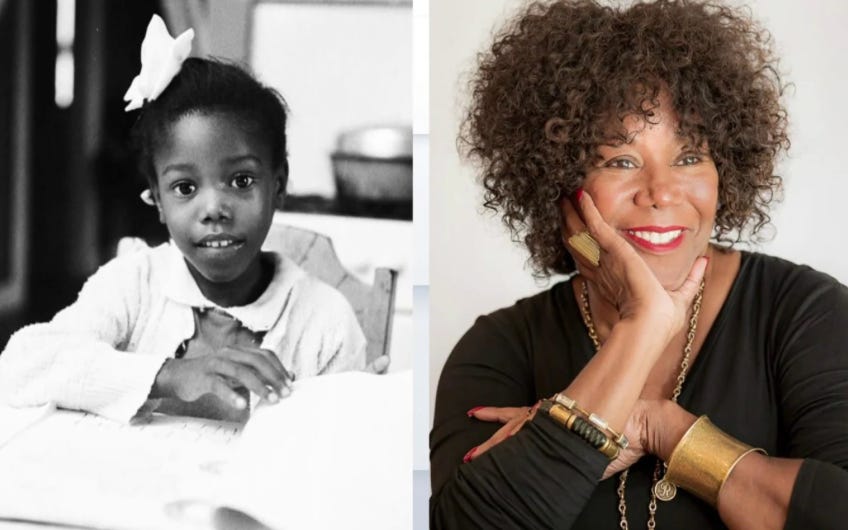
[664,416,766,506]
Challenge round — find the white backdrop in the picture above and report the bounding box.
[429,0,848,425]
[252,3,412,197]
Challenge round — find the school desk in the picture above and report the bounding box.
[0,370,412,530]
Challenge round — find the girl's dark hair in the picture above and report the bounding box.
[131,57,289,189]
[460,0,789,276]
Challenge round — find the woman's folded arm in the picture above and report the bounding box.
[430,313,608,528]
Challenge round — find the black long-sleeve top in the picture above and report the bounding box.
[430,252,848,529]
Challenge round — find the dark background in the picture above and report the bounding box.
[0,0,165,349]
[0,0,413,351]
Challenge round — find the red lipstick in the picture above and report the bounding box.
[622,226,686,252]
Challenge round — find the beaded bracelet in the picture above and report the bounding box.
[539,400,620,460]
[553,392,629,450]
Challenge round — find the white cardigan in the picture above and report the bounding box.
[0,243,366,422]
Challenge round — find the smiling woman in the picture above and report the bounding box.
[581,96,720,289]
[429,1,848,529]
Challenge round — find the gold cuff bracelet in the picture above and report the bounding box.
[664,416,766,507]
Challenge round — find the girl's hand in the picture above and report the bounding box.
[152,345,293,409]
[365,355,391,374]
[463,404,539,462]
[561,191,707,340]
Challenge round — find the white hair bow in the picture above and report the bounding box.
[139,189,156,206]
[123,14,194,112]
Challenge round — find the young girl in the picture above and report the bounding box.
[0,15,375,423]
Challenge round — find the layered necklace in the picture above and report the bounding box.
[577,277,705,530]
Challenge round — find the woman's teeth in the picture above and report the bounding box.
[627,230,682,245]
[201,240,236,248]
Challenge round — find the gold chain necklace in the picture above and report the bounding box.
[577,277,704,530]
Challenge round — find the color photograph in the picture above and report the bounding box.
[429,0,848,528]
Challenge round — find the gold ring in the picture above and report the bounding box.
[567,231,600,266]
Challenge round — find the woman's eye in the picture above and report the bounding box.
[604,158,637,169]
[676,154,702,166]
[173,182,196,196]
[231,174,255,189]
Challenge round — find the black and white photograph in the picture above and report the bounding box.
[0,0,412,528]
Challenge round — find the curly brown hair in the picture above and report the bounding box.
[460,0,789,276]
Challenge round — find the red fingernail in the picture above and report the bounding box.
[463,447,478,463]
[569,187,584,208]
[466,406,484,417]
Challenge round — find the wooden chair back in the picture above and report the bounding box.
[262,224,397,365]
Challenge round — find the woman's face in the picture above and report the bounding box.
[581,101,719,289]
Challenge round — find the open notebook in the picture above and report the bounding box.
[0,370,411,530]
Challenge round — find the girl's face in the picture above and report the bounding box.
[152,112,283,291]
[581,99,719,290]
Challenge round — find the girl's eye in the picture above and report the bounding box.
[675,154,702,166]
[231,174,255,189]
[173,182,196,196]
[604,158,637,169]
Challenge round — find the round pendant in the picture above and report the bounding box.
[653,478,677,501]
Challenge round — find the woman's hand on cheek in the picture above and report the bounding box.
[561,191,668,320]
[561,191,708,339]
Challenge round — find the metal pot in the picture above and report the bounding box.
[332,125,412,204]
